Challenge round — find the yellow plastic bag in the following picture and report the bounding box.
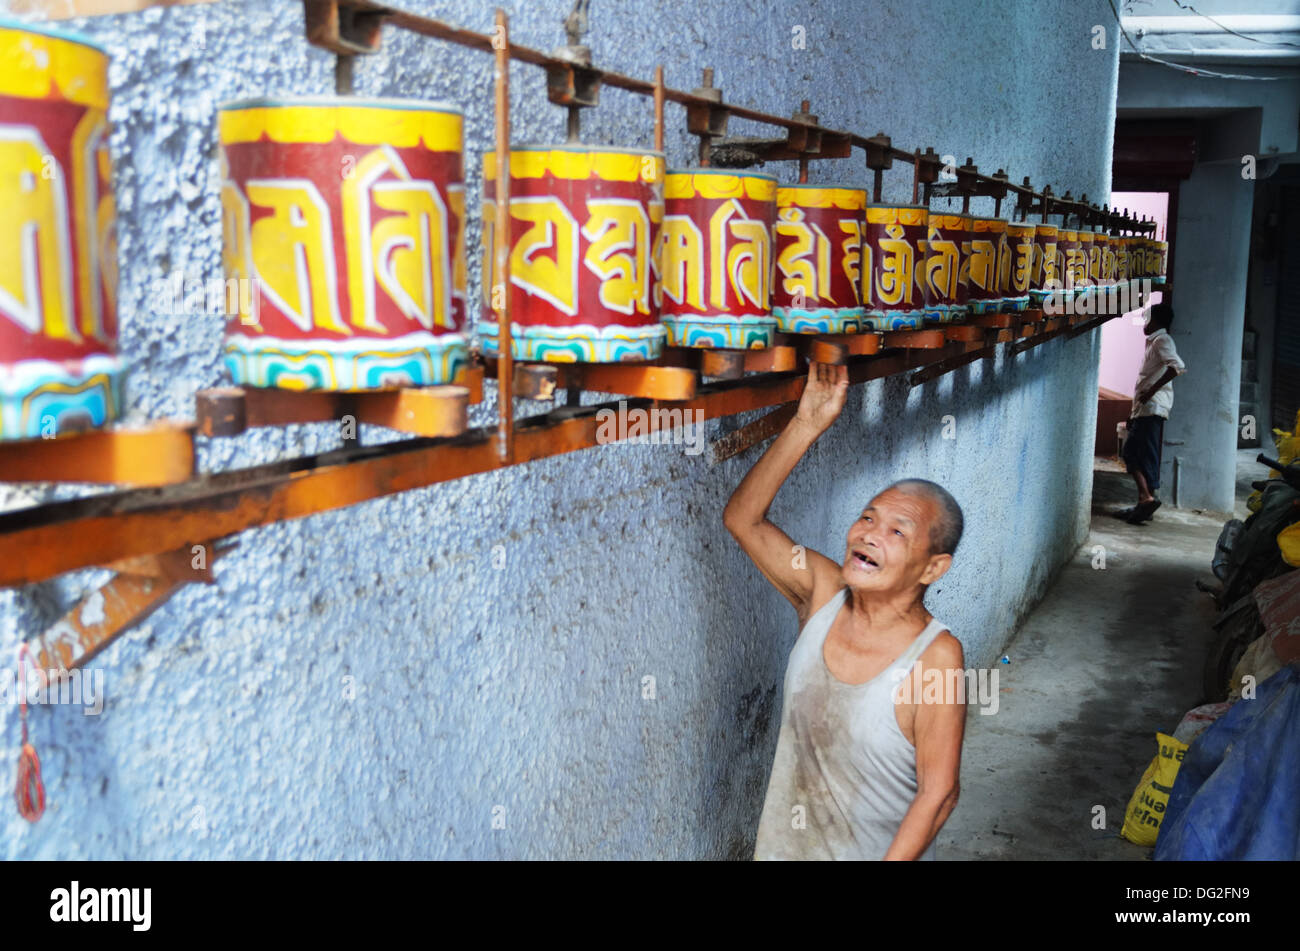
[1279,410,1300,464]
[1120,733,1188,847]
[1249,410,1300,514]
[1279,522,1300,568]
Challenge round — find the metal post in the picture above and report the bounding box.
[653,65,664,151]
[493,8,513,463]
[335,53,354,94]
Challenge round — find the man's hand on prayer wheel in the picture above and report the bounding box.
[795,360,849,435]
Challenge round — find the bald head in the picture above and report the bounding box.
[885,479,964,556]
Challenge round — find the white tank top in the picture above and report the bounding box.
[754,587,949,860]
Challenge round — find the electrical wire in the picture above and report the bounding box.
[1164,0,1300,50]
[1111,0,1292,80]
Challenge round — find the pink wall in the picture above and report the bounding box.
[1099,192,1168,396]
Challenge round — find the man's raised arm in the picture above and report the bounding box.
[722,361,849,619]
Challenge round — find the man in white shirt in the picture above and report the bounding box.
[1119,302,1186,524]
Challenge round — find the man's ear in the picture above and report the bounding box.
[921,552,953,585]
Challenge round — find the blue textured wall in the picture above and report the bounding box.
[0,0,1115,859]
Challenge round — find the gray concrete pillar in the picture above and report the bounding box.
[1161,162,1253,511]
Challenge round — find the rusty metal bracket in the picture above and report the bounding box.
[711,100,851,170]
[1011,321,1070,355]
[916,146,942,203]
[546,62,602,109]
[25,543,231,674]
[194,384,470,439]
[930,157,985,213]
[303,0,388,55]
[1037,183,1057,222]
[685,68,729,166]
[863,132,893,171]
[988,169,1009,216]
[955,157,980,200]
[547,2,601,141]
[1059,190,1081,226]
[932,160,1015,216]
[1015,176,1036,220]
[908,344,997,387]
[0,421,195,486]
[863,132,892,201]
[708,404,797,464]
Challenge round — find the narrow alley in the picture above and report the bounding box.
[941,454,1260,859]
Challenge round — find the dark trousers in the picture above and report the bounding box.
[1123,414,1165,491]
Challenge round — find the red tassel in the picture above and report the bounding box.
[14,645,45,822]
[15,742,43,823]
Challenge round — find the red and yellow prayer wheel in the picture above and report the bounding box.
[1000,221,1036,313]
[962,215,1003,316]
[1099,233,1116,286]
[772,184,866,334]
[863,203,928,329]
[1075,229,1096,307]
[481,144,666,362]
[1083,229,1101,291]
[219,97,468,390]
[1059,227,1085,297]
[923,211,968,324]
[1115,234,1131,284]
[659,168,776,349]
[1151,239,1169,286]
[1139,236,1154,280]
[0,19,122,440]
[1029,223,1059,309]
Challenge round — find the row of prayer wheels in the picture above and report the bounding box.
[0,18,1168,440]
[476,161,1168,360]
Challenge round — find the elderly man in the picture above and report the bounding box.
[723,361,966,861]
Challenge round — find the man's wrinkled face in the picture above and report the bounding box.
[842,488,947,594]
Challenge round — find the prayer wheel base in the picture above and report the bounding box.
[475,321,665,363]
[0,355,126,441]
[862,313,924,332]
[771,309,867,335]
[223,332,468,391]
[661,315,776,350]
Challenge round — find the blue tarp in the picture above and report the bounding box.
[1155,664,1300,861]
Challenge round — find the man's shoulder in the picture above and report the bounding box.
[1152,329,1179,352]
[920,627,964,667]
[798,577,846,629]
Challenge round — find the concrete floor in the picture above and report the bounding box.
[937,450,1267,860]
